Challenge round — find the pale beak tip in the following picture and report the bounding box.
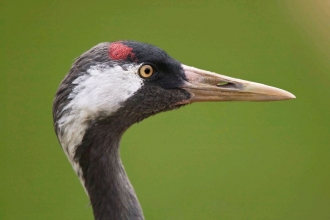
[278,90,296,100]
[244,83,296,101]
[287,92,296,99]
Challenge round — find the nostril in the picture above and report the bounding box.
[216,81,238,89]
[217,81,229,86]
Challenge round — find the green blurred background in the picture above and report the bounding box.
[2,0,330,219]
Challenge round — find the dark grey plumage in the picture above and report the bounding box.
[53,41,190,220]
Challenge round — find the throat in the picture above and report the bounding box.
[74,122,144,220]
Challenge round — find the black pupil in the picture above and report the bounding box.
[144,67,151,74]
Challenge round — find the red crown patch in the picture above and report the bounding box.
[108,42,136,61]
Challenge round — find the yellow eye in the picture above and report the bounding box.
[139,64,154,78]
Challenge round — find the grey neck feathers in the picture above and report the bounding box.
[74,120,144,220]
[57,83,189,220]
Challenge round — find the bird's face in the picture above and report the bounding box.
[53,41,294,166]
[55,40,294,118]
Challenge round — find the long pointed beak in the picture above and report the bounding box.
[179,65,295,103]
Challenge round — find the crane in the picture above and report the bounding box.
[53,41,295,220]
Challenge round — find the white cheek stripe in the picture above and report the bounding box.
[57,64,143,191]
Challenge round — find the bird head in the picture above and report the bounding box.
[53,41,295,172]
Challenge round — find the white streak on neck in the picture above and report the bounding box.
[57,64,143,192]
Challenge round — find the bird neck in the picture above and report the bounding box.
[75,120,144,220]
